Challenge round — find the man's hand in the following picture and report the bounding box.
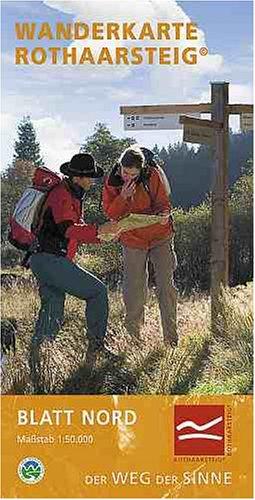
[120,180,136,200]
[98,221,122,240]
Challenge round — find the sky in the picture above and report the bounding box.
[1,0,253,170]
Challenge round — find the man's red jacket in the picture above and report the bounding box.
[38,181,100,260]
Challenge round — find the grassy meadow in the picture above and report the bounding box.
[1,269,253,396]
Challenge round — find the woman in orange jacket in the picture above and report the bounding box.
[103,146,178,347]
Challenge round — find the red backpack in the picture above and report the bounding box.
[9,167,62,251]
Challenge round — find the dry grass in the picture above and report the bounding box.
[1,280,253,395]
[192,284,253,395]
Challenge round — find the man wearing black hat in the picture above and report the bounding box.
[29,153,120,385]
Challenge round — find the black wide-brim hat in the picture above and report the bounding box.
[60,153,104,178]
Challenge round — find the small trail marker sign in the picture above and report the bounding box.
[180,114,223,145]
[240,113,253,132]
[183,124,214,145]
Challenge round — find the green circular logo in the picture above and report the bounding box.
[18,457,45,484]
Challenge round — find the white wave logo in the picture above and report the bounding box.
[176,416,223,441]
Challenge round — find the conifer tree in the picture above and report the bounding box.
[80,122,135,173]
[13,116,44,167]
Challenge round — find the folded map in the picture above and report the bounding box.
[99,213,165,241]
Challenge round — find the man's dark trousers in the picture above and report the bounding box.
[30,253,108,344]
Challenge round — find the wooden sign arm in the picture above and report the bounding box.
[179,115,223,130]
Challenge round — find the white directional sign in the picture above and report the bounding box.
[124,113,200,131]
[240,113,253,132]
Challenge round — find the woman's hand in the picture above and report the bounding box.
[120,180,136,200]
[159,212,170,225]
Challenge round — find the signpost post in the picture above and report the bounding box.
[120,82,253,334]
[210,82,229,331]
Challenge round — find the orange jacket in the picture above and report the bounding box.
[103,167,173,250]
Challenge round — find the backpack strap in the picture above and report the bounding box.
[145,165,175,232]
[34,198,49,236]
[34,181,63,236]
[22,184,61,268]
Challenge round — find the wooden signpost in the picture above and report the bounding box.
[120,82,253,333]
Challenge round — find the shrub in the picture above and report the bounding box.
[229,172,253,285]
[1,243,23,269]
[174,203,211,292]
